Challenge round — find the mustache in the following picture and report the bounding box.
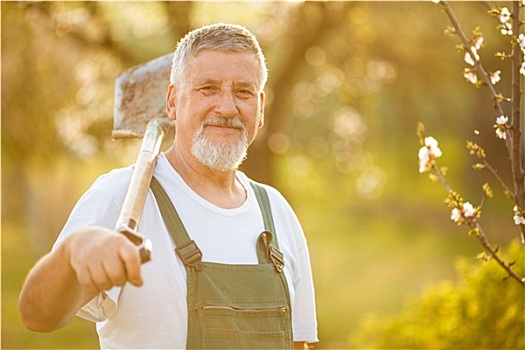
[202,116,245,130]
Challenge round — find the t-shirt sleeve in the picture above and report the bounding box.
[265,186,319,343]
[288,210,318,342]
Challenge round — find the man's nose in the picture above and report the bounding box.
[215,90,238,117]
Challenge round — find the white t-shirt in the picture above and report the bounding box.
[55,153,318,348]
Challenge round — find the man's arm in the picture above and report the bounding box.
[19,226,143,332]
[294,341,312,349]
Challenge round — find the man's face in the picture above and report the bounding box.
[167,49,265,170]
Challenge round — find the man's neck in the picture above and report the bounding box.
[164,144,247,209]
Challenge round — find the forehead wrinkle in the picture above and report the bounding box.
[195,78,257,89]
[196,78,221,86]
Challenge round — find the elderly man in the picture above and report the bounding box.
[19,23,318,349]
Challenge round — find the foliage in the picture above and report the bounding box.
[351,239,525,349]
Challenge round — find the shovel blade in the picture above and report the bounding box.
[113,53,173,139]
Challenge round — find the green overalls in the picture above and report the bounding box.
[150,177,293,349]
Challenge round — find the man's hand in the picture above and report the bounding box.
[65,226,144,294]
[19,225,144,332]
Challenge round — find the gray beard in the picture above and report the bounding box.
[191,117,249,171]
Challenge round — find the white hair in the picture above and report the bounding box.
[170,23,268,91]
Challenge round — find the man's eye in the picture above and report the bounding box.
[200,86,219,94]
[236,89,255,98]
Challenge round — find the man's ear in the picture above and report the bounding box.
[166,85,177,120]
[258,91,265,129]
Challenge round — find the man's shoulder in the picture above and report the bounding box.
[90,166,134,195]
[237,172,289,207]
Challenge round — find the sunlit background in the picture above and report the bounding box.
[3,2,523,349]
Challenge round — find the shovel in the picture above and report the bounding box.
[112,53,174,263]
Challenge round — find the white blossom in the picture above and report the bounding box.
[495,115,508,140]
[418,136,442,173]
[495,128,506,140]
[451,202,476,223]
[473,36,484,50]
[489,70,501,85]
[464,47,479,66]
[496,115,508,125]
[518,34,525,53]
[463,202,476,218]
[521,62,525,77]
[425,137,442,157]
[513,206,525,225]
[499,7,511,23]
[463,69,478,84]
[418,147,430,173]
[451,208,461,222]
[515,215,525,225]
[500,22,513,36]
[430,0,440,3]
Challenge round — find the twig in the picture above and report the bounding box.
[440,1,512,151]
[432,163,525,286]
[481,1,495,11]
[473,222,525,286]
[480,158,516,201]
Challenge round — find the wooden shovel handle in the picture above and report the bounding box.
[115,117,170,263]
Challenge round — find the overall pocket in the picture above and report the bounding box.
[197,305,292,349]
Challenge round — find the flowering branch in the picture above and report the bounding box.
[420,0,525,285]
[417,123,525,286]
[434,2,525,240]
[440,1,507,130]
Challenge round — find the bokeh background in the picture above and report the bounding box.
[2,1,524,349]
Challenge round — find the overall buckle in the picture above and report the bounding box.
[269,245,285,272]
[175,240,203,271]
[260,232,285,273]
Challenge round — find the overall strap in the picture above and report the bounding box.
[249,180,285,272]
[249,180,278,246]
[150,177,203,270]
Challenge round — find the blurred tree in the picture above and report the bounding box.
[242,2,358,184]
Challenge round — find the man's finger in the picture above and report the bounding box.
[75,266,100,295]
[119,245,143,287]
[102,255,128,287]
[88,262,114,291]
